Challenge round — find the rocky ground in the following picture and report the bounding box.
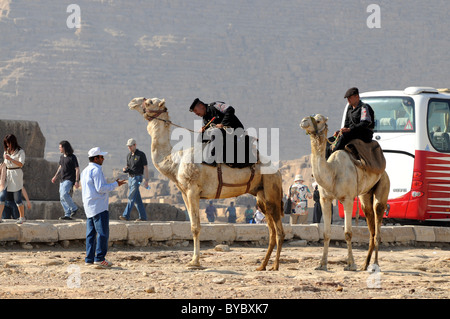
[0,241,448,301]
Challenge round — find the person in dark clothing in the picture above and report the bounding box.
[312,184,322,223]
[190,98,253,167]
[120,139,149,221]
[51,140,80,220]
[331,87,375,152]
[189,98,244,131]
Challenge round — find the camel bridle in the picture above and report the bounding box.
[307,116,328,136]
[141,99,196,133]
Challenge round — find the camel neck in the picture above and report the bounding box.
[148,119,176,180]
[310,134,334,191]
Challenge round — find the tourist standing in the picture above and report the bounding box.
[244,205,254,223]
[80,147,126,268]
[120,139,149,221]
[205,201,217,222]
[289,174,312,225]
[0,134,26,224]
[225,202,237,223]
[312,182,323,223]
[254,205,265,224]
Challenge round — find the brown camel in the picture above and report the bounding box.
[300,114,390,271]
[129,97,285,270]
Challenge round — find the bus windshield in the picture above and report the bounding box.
[428,99,450,152]
[361,97,415,133]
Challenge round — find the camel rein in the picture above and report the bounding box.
[144,106,197,133]
[143,106,244,135]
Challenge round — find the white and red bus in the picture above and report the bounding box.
[338,87,450,224]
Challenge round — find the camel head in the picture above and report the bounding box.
[128,97,167,122]
[300,114,328,136]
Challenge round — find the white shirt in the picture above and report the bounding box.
[3,149,25,192]
[80,162,118,218]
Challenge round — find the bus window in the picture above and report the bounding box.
[361,97,415,132]
[428,99,450,152]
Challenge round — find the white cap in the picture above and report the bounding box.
[88,147,108,157]
[126,138,136,146]
[294,174,304,182]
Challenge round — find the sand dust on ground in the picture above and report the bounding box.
[0,242,449,300]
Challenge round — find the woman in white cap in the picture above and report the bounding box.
[288,174,312,224]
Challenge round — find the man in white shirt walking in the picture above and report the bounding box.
[80,147,126,268]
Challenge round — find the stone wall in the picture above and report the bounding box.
[0,221,449,247]
[0,119,59,200]
[22,201,186,222]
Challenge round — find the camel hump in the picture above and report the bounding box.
[344,139,386,174]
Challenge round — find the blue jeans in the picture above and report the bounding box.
[0,189,23,206]
[85,210,109,263]
[122,175,147,220]
[59,180,78,217]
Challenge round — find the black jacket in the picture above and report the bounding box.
[203,102,244,130]
[344,100,375,131]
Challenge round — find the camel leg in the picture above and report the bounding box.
[271,212,285,271]
[257,211,276,271]
[255,194,272,271]
[371,200,385,269]
[182,191,202,268]
[265,204,285,271]
[255,186,285,272]
[316,198,332,271]
[359,193,375,271]
[369,173,390,270]
[343,199,357,271]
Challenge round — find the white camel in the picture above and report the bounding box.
[129,97,285,270]
[300,114,390,271]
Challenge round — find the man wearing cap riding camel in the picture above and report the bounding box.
[190,98,251,166]
[189,98,244,132]
[80,147,126,269]
[120,138,149,221]
[331,87,375,153]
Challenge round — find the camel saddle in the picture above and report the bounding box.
[344,139,386,175]
[215,163,256,199]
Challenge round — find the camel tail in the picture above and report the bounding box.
[281,200,285,217]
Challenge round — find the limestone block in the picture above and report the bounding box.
[55,221,86,241]
[393,226,415,243]
[380,226,396,243]
[434,227,450,243]
[171,221,192,240]
[109,203,185,221]
[0,120,45,158]
[330,225,345,241]
[126,222,154,246]
[413,226,436,242]
[150,222,173,241]
[109,221,128,241]
[22,158,60,201]
[18,222,58,243]
[234,224,269,242]
[200,223,236,242]
[0,223,20,241]
[282,224,293,240]
[316,224,345,241]
[351,226,370,244]
[291,224,320,242]
[27,201,67,220]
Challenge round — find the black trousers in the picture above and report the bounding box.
[333,128,373,152]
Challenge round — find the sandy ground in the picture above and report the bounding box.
[0,241,448,301]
